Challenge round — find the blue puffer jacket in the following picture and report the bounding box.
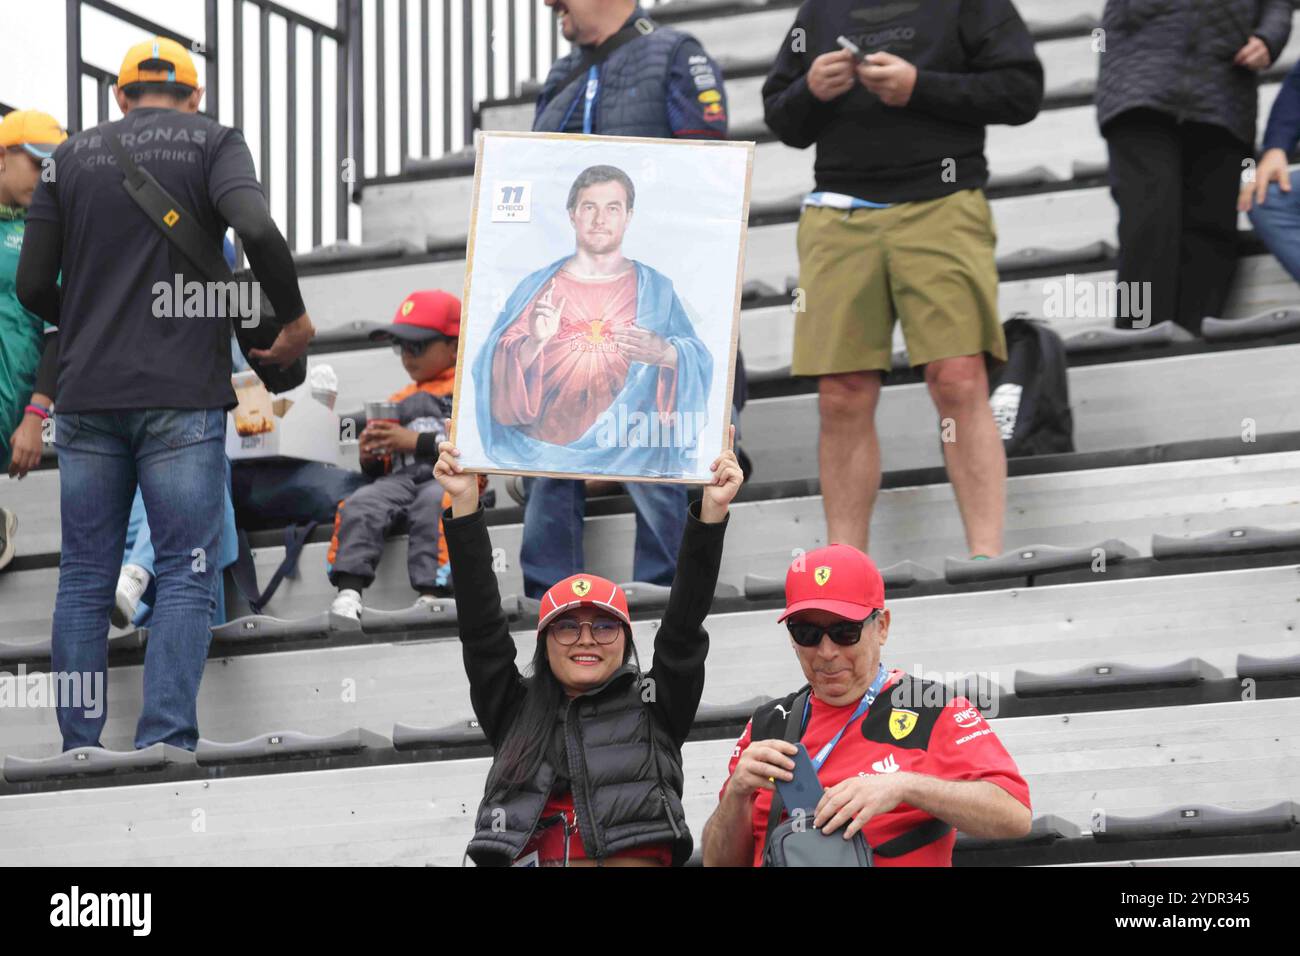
[533,8,697,136]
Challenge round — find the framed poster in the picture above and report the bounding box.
[450,130,753,483]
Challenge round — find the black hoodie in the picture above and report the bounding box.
[762,0,1044,204]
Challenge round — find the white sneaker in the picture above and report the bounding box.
[0,508,15,572]
[331,588,364,620]
[111,564,150,629]
[414,594,442,611]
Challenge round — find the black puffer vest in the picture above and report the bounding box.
[466,665,691,866]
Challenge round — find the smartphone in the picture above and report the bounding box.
[774,743,824,813]
[836,34,866,62]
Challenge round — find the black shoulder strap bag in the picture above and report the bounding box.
[98,123,306,394]
[762,688,953,867]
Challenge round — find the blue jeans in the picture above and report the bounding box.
[520,478,686,598]
[123,465,238,628]
[1248,181,1300,284]
[53,408,226,751]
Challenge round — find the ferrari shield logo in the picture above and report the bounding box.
[814,566,832,586]
[889,709,918,740]
[571,578,591,597]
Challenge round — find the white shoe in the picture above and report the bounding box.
[111,564,150,629]
[331,588,364,620]
[0,508,15,572]
[414,594,442,611]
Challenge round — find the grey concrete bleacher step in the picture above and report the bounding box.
[291,238,420,266]
[8,431,1300,627]
[1203,308,1300,342]
[1065,850,1300,867]
[211,611,350,645]
[743,560,939,599]
[195,728,390,766]
[393,719,485,751]
[293,239,1285,341]
[695,695,770,726]
[1063,321,1195,354]
[995,239,1114,273]
[381,183,1125,281]
[361,599,458,633]
[1014,659,1222,697]
[620,580,738,612]
[2,743,193,784]
[1,697,1295,865]
[955,814,1080,851]
[0,627,146,666]
[4,563,1294,763]
[231,449,1300,619]
[1092,802,1297,843]
[1153,525,1300,560]
[1237,652,1300,682]
[945,540,1139,584]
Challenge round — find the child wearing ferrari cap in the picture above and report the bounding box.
[327,289,479,619]
[433,426,742,866]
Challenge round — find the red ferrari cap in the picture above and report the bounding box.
[778,543,885,623]
[370,289,461,343]
[537,574,631,636]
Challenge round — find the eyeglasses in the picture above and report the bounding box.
[548,617,624,646]
[786,610,880,647]
[392,339,433,357]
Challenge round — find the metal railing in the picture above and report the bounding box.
[59,0,682,248]
[353,0,673,180]
[65,0,355,248]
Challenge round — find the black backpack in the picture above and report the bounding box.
[988,317,1074,457]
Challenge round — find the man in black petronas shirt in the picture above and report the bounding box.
[17,37,314,752]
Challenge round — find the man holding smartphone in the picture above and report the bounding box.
[760,1,1043,562]
[701,544,1031,866]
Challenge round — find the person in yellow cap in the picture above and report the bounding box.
[0,109,67,570]
[14,37,315,753]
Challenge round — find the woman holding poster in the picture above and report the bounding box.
[433,429,741,867]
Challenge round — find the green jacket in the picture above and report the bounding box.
[0,203,47,467]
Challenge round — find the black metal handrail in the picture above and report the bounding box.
[65,0,354,249]
[56,1,683,250]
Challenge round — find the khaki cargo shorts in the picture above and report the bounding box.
[792,188,1007,375]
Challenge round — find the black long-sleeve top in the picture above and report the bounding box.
[762,0,1044,203]
[444,499,729,750]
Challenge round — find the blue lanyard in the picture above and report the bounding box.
[582,65,598,134]
[803,664,890,770]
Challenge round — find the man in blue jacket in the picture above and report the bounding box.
[518,0,729,599]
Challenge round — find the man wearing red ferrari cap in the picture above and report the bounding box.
[433,427,742,866]
[702,543,1032,866]
[327,289,470,619]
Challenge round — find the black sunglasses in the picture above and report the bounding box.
[786,610,880,647]
[392,339,434,357]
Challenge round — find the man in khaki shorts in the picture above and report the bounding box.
[762,0,1044,556]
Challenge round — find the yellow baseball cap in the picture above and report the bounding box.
[117,36,199,90]
[0,110,68,160]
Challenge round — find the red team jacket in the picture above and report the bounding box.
[719,669,1031,866]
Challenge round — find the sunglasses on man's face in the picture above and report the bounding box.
[786,610,880,647]
[549,616,624,646]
